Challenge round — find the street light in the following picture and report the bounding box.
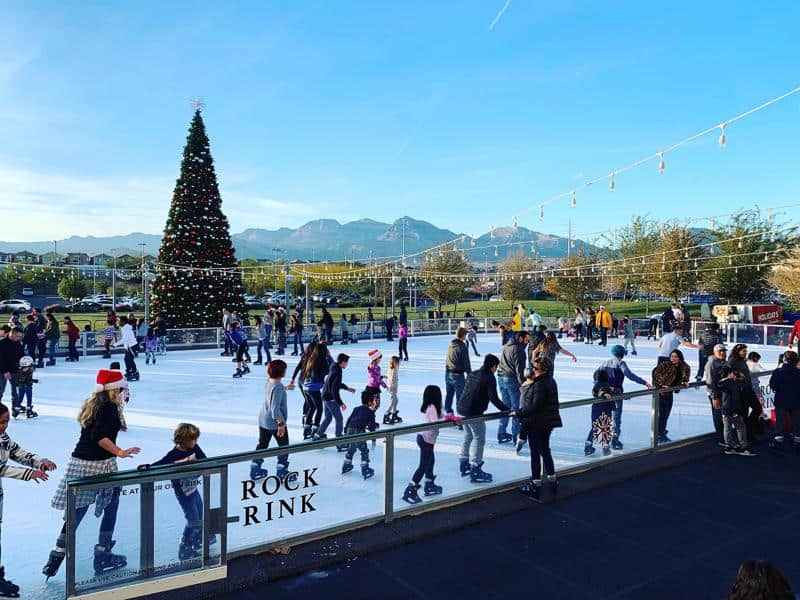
[138,242,147,299]
[110,248,122,310]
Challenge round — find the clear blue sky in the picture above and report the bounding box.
[2,0,799,244]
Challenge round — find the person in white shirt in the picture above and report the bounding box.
[117,316,139,380]
[657,324,698,365]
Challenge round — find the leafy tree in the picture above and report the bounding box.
[705,210,791,303]
[544,250,601,307]
[770,247,800,307]
[648,225,701,300]
[606,216,660,299]
[420,244,473,309]
[151,109,244,326]
[498,251,540,303]
[58,277,88,301]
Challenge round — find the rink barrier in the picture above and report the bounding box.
[63,369,774,599]
[690,320,795,347]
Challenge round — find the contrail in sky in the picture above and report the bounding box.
[488,0,512,30]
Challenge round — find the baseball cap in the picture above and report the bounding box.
[713,343,727,352]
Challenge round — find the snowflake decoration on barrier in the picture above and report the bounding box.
[592,412,614,448]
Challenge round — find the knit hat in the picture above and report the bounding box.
[367,349,382,362]
[610,345,626,359]
[95,369,125,393]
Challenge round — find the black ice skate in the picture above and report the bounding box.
[459,458,471,477]
[342,460,354,474]
[390,412,403,424]
[26,408,38,419]
[232,369,243,378]
[42,549,65,580]
[361,463,374,480]
[382,413,392,425]
[0,567,19,597]
[402,483,422,504]
[178,536,201,561]
[423,476,442,496]
[93,543,127,576]
[10,407,21,420]
[276,463,297,483]
[519,479,542,501]
[250,461,268,480]
[469,463,492,483]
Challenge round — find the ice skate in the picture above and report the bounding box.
[519,479,542,501]
[459,458,471,477]
[178,536,201,561]
[276,463,298,483]
[342,459,354,474]
[423,476,442,496]
[390,412,403,424]
[470,463,492,483]
[42,549,65,580]
[361,463,375,480]
[402,483,422,504]
[242,365,250,374]
[584,443,595,456]
[26,408,38,419]
[232,369,243,378]
[0,567,19,597]
[93,543,127,576]
[611,438,624,450]
[497,432,512,444]
[249,461,268,480]
[10,407,21,420]
[546,474,558,495]
[382,413,393,425]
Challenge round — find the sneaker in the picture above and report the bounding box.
[738,448,757,457]
[724,446,739,455]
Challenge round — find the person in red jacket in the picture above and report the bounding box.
[788,320,800,351]
[63,316,81,362]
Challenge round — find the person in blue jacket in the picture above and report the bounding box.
[227,322,250,379]
[595,345,652,450]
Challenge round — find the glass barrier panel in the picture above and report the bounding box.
[766,325,792,347]
[654,385,713,446]
[226,438,386,555]
[732,324,766,345]
[72,481,141,596]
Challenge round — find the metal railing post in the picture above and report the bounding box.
[410,319,415,337]
[140,482,155,576]
[763,324,768,345]
[81,331,88,358]
[650,389,660,451]
[66,487,77,597]
[733,324,738,343]
[216,327,220,348]
[384,433,394,523]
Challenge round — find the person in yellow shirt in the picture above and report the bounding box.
[595,305,612,347]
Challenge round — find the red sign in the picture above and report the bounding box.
[751,304,783,324]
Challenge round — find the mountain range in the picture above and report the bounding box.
[0,217,597,263]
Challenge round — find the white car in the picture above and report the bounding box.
[489,295,503,302]
[0,299,31,313]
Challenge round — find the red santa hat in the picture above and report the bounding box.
[95,369,125,393]
[367,349,382,362]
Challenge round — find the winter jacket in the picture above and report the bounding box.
[119,323,137,350]
[16,366,36,387]
[0,337,24,376]
[23,322,38,346]
[623,320,635,340]
[259,380,288,430]
[387,367,398,394]
[498,339,526,384]
[152,444,208,497]
[769,363,800,411]
[595,358,648,394]
[367,363,388,389]
[344,405,379,432]
[720,378,745,417]
[595,310,612,329]
[65,321,80,341]
[227,328,246,347]
[517,371,562,431]
[420,404,441,445]
[652,360,690,389]
[321,311,334,329]
[705,356,727,400]
[398,325,408,339]
[727,357,753,390]
[0,432,44,497]
[45,319,60,341]
[303,355,332,392]
[457,367,507,417]
[445,338,471,374]
[322,362,349,406]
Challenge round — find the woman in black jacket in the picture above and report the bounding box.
[512,356,562,500]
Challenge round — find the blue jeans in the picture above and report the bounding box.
[176,489,203,542]
[47,339,58,361]
[264,325,273,349]
[613,399,624,441]
[444,372,465,414]
[293,331,304,354]
[318,400,344,437]
[497,376,520,439]
[0,378,16,404]
[16,386,32,410]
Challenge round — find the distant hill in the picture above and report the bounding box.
[0,218,598,263]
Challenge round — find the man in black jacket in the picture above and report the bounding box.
[444,327,472,415]
[320,307,334,343]
[0,327,24,405]
[696,323,721,382]
[705,343,728,445]
[496,331,527,444]
[457,354,508,483]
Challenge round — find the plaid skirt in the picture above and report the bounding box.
[51,456,118,516]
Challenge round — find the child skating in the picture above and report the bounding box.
[228,322,251,378]
[366,349,388,401]
[13,356,38,419]
[383,356,402,425]
[342,390,379,479]
[402,385,448,504]
[144,326,157,365]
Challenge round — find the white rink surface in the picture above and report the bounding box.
[3,333,782,599]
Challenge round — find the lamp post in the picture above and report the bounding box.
[110,248,120,310]
[138,242,147,299]
[53,240,57,266]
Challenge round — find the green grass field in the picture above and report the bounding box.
[58,299,698,331]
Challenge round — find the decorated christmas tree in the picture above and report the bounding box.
[151,106,244,327]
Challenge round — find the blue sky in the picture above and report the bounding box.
[1,0,799,245]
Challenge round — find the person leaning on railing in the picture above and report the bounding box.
[704,343,729,446]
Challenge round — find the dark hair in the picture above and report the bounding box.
[268,359,287,378]
[730,343,748,358]
[119,316,128,326]
[254,315,262,325]
[708,322,720,331]
[728,560,794,600]
[595,369,609,383]
[0,403,7,417]
[483,354,500,369]
[515,332,528,343]
[718,365,733,378]
[110,361,121,370]
[420,385,442,417]
[533,356,553,373]
[782,350,799,366]
[336,353,350,364]
[361,388,378,405]
[747,351,761,362]
[670,349,685,362]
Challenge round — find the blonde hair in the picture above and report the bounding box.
[173,422,201,445]
[77,388,123,428]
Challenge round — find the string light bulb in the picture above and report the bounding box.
[608,173,615,191]
[571,191,577,207]
[718,123,726,148]
[512,217,518,229]
[737,238,743,249]
[658,152,665,173]
[539,205,544,220]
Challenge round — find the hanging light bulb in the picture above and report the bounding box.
[658,152,665,173]
[718,123,726,147]
[608,173,615,191]
[530,242,535,253]
[728,256,733,265]
[694,259,699,268]
[494,246,499,257]
[512,217,518,229]
[684,249,689,259]
[490,226,495,239]
[539,205,544,220]
[737,238,743,249]
[767,210,774,222]
[571,191,577,207]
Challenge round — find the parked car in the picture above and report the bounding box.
[71,301,103,313]
[0,299,32,313]
[44,303,71,313]
[489,295,503,302]
[21,288,34,296]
